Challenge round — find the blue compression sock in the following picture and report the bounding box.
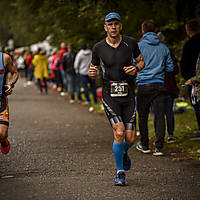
[113,141,124,171]
[123,140,133,152]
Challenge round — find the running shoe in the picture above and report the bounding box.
[136,141,151,153]
[69,99,75,104]
[153,148,164,156]
[114,171,126,186]
[60,92,68,96]
[1,139,10,154]
[167,136,175,144]
[190,131,200,140]
[84,101,91,105]
[123,152,131,171]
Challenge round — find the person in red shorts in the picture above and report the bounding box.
[0,51,18,154]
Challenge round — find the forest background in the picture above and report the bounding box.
[0,0,200,84]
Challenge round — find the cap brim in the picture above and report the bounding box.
[105,18,120,22]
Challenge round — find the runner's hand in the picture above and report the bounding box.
[88,65,98,79]
[185,79,192,85]
[4,84,12,96]
[123,66,136,76]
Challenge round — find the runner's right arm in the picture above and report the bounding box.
[88,64,99,79]
[88,44,100,79]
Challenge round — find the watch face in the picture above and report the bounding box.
[135,66,139,72]
[8,82,14,88]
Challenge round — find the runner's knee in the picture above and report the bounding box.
[126,131,136,145]
[0,129,8,141]
[113,123,125,142]
[126,136,135,145]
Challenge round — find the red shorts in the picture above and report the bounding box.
[0,96,9,126]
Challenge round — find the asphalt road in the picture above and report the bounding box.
[0,79,199,200]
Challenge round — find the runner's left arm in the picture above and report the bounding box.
[4,53,19,95]
[123,53,145,75]
[134,53,145,72]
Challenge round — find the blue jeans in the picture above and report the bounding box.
[79,74,98,103]
[154,95,174,137]
[27,68,34,81]
[60,69,68,92]
[186,85,200,130]
[67,74,82,101]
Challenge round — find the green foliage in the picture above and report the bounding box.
[0,0,198,96]
[1,0,199,49]
[0,0,15,46]
[165,109,200,160]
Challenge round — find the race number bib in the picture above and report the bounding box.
[110,81,128,97]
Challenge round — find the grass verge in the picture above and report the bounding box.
[89,98,200,161]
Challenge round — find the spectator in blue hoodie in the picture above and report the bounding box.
[135,20,174,156]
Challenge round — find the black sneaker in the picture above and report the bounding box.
[190,131,200,140]
[153,148,164,156]
[136,141,151,153]
[167,136,175,144]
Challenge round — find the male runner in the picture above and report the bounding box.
[0,52,18,154]
[88,12,145,185]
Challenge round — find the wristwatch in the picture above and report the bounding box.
[134,66,140,72]
[8,81,14,88]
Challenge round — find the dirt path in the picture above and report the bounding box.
[0,79,199,200]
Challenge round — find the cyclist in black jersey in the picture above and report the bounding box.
[88,12,145,186]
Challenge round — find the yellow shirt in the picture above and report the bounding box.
[32,54,48,79]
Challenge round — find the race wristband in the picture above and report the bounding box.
[8,81,14,88]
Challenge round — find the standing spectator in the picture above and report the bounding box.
[50,48,59,92]
[185,52,200,141]
[58,42,68,95]
[186,52,200,158]
[135,20,174,156]
[180,20,200,140]
[16,51,26,78]
[47,49,53,70]
[25,51,34,84]
[23,51,29,84]
[62,43,82,103]
[185,53,200,104]
[154,32,179,143]
[32,49,49,94]
[74,43,98,105]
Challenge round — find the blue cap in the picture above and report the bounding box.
[105,12,121,22]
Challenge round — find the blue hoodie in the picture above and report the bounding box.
[135,32,174,85]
